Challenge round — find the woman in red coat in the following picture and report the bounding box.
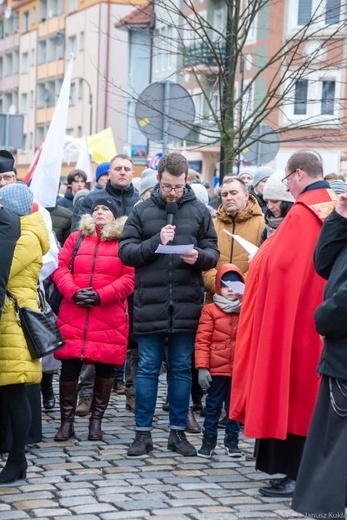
[52,197,134,442]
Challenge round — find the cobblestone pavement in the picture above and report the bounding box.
[0,374,305,520]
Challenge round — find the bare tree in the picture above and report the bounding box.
[108,0,347,176]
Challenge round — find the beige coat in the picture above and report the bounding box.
[203,195,264,303]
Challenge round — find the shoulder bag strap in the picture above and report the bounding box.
[68,233,84,274]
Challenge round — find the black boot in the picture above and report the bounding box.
[224,434,242,458]
[168,429,197,456]
[0,384,30,484]
[88,377,113,441]
[127,431,153,458]
[41,372,55,410]
[197,434,217,459]
[54,381,78,441]
[0,452,27,484]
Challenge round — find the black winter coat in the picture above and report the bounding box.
[119,185,219,335]
[314,209,347,379]
[0,207,20,321]
[71,180,139,231]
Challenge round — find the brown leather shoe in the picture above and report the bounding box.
[75,395,92,417]
[125,390,135,412]
[185,406,201,434]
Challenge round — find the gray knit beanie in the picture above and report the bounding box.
[263,171,295,203]
[253,166,275,187]
[139,168,157,197]
[0,183,33,215]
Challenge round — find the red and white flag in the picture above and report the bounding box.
[29,55,74,207]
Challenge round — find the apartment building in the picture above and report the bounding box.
[0,0,146,174]
[122,0,347,184]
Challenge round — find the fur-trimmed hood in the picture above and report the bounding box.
[79,214,127,241]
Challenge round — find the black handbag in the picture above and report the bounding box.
[6,288,65,360]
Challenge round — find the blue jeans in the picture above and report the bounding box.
[203,375,240,437]
[135,333,195,431]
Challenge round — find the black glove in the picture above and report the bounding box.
[72,289,100,307]
[72,290,87,304]
[81,289,100,307]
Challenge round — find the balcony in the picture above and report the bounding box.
[182,40,226,69]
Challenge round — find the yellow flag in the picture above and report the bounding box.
[73,128,117,163]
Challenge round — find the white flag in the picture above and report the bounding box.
[29,55,74,207]
[75,135,92,182]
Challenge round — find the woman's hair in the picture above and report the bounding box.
[267,200,293,219]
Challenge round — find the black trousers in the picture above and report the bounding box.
[0,384,42,453]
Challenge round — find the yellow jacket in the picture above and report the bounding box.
[0,212,49,386]
[203,195,264,303]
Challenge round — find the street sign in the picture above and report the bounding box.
[135,81,195,152]
[242,124,279,165]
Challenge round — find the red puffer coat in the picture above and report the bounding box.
[52,215,134,365]
[195,263,244,376]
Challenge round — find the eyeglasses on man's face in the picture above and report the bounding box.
[160,183,185,193]
[281,169,296,185]
[0,173,15,182]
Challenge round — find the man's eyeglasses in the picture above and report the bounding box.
[161,183,185,193]
[281,169,296,185]
[0,174,15,182]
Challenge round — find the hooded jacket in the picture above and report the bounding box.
[203,195,264,302]
[119,184,219,335]
[195,264,244,376]
[52,215,134,365]
[0,212,49,386]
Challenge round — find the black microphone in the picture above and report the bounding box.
[166,202,178,226]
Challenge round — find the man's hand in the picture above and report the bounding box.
[160,224,176,245]
[198,368,212,390]
[180,249,198,265]
[335,193,347,218]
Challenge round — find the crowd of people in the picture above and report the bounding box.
[0,148,345,517]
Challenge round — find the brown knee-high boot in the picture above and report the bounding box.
[54,381,78,441]
[88,377,113,441]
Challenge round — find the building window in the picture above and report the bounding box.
[68,0,77,12]
[23,11,30,32]
[294,79,308,115]
[284,72,340,123]
[297,0,312,25]
[22,52,29,73]
[296,0,340,26]
[325,0,340,23]
[69,82,76,105]
[21,93,28,112]
[241,81,254,121]
[38,40,47,64]
[68,35,76,54]
[321,80,335,114]
[80,31,84,51]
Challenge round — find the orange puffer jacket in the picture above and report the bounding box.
[195,263,243,376]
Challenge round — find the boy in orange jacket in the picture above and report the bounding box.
[195,263,244,458]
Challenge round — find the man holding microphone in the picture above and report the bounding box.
[119,152,219,458]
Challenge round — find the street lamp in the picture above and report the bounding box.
[72,76,93,135]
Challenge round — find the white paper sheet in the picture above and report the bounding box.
[221,280,245,294]
[155,244,195,255]
[223,229,259,256]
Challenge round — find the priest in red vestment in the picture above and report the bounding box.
[230,151,337,498]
